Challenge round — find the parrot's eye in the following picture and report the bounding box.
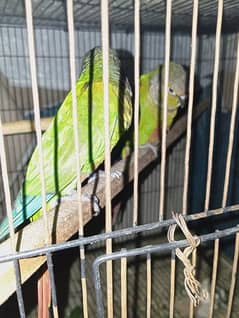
[168,87,176,96]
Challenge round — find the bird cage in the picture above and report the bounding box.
[0,0,239,317]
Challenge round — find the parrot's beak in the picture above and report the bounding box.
[179,95,186,108]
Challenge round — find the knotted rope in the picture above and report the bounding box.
[168,212,208,306]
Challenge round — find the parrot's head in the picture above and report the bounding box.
[80,47,133,133]
[150,62,187,112]
[80,46,121,84]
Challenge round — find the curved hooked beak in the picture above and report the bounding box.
[178,95,187,108]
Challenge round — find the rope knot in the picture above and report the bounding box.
[168,212,208,306]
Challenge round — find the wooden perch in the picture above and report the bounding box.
[0,100,209,305]
[2,118,52,135]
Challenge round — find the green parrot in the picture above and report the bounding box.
[139,62,187,147]
[113,62,187,224]
[0,47,133,240]
[0,47,132,318]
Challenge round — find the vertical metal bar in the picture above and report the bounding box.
[159,0,172,220]
[101,1,113,317]
[222,34,239,208]
[93,260,104,318]
[133,0,140,226]
[79,249,88,317]
[182,0,199,214]
[46,253,58,318]
[209,238,219,318]
[0,116,26,317]
[24,1,59,317]
[66,2,88,317]
[204,0,223,211]
[169,250,176,318]
[121,251,127,318]
[24,0,50,248]
[146,253,151,318]
[226,231,239,318]
[13,259,26,317]
[189,249,196,318]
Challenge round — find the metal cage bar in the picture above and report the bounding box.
[133,0,140,226]
[25,1,59,317]
[159,0,172,220]
[169,250,176,318]
[120,250,127,318]
[101,1,114,317]
[25,0,50,246]
[66,1,89,317]
[146,253,152,318]
[209,237,219,318]
[204,0,223,211]
[222,33,239,208]
[182,0,198,214]
[1,204,239,264]
[226,232,239,318]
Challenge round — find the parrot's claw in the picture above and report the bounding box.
[139,143,158,158]
[88,170,122,183]
[110,170,122,179]
[81,193,101,216]
[62,190,101,216]
[88,170,105,183]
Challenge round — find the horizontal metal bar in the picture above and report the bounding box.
[93,225,239,266]
[0,204,239,263]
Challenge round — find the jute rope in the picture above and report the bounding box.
[168,212,208,306]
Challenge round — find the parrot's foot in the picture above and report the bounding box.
[110,170,122,179]
[88,170,122,184]
[63,190,101,216]
[139,143,158,158]
[82,193,101,216]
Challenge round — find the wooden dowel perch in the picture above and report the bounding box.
[2,118,52,136]
[0,100,209,305]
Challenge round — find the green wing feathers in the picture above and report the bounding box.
[0,47,133,239]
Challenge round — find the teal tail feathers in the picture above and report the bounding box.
[0,192,54,242]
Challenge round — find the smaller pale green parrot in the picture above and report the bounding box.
[113,62,187,224]
[120,62,187,159]
[139,62,187,146]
